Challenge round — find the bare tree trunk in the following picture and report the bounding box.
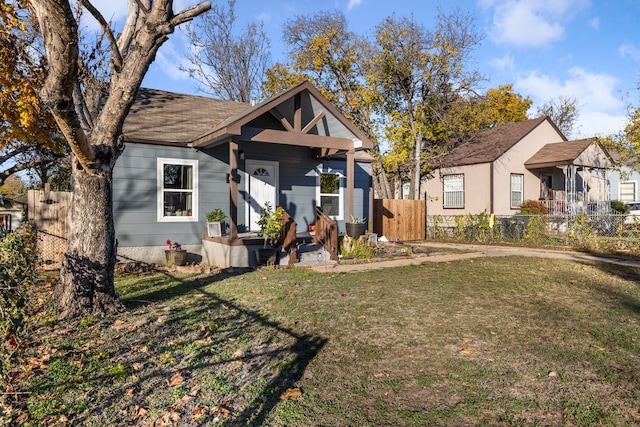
[53,164,123,318]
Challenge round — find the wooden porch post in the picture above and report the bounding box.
[229,139,239,240]
[346,149,355,221]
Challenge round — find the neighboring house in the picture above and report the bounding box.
[0,194,26,234]
[423,117,613,217]
[117,81,374,267]
[609,166,640,203]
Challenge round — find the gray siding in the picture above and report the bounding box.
[114,141,372,248]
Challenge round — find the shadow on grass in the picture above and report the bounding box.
[589,262,640,317]
[69,268,328,425]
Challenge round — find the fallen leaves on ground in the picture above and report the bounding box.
[280,387,302,400]
[167,372,185,387]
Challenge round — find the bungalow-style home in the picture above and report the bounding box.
[116,81,374,267]
[423,116,613,217]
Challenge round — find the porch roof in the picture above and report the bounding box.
[524,138,612,169]
[192,81,374,152]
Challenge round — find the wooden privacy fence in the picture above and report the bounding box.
[28,188,71,270]
[373,199,426,242]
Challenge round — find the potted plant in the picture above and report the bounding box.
[206,208,227,237]
[345,215,367,238]
[165,239,187,266]
[255,202,285,265]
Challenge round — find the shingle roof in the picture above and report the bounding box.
[122,88,254,144]
[525,138,596,168]
[436,117,553,167]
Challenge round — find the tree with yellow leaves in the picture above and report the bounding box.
[0,1,66,187]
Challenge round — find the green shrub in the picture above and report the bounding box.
[519,200,548,215]
[0,223,37,388]
[610,200,630,215]
[340,235,374,259]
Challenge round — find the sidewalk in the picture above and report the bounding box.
[310,242,640,273]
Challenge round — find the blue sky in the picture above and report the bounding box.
[91,0,640,138]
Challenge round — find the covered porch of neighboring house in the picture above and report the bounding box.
[196,82,373,268]
[525,138,612,216]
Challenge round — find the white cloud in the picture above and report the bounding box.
[515,67,625,136]
[588,17,599,30]
[484,0,590,48]
[153,35,192,82]
[619,43,640,61]
[347,0,363,11]
[488,54,515,71]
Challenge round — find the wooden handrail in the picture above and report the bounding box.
[278,206,298,265]
[314,206,338,261]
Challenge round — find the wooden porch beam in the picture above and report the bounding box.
[294,93,301,131]
[346,149,355,221]
[229,140,239,240]
[269,107,295,133]
[301,111,325,134]
[239,127,354,150]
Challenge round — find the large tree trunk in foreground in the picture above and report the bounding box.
[30,0,211,318]
[52,165,124,318]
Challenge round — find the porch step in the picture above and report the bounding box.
[280,242,337,267]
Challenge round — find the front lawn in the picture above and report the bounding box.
[3,257,640,426]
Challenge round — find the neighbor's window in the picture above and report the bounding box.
[157,158,198,222]
[443,174,464,208]
[317,171,343,218]
[510,174,524,209]
[620,181,636,202]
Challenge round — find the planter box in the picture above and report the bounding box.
[207,221,227,237]
[165,249,187,266]
[255,247,279,266]
[345,222,366,238]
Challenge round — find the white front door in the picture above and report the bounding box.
[246,160,278,231]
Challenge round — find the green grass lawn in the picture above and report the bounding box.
[4,257,640,426]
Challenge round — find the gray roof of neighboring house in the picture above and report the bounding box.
[435,117,559,168]
[122,88,254,145]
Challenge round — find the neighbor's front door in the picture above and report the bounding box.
[246,160,278,231]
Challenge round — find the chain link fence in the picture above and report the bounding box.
[427,213,640,256]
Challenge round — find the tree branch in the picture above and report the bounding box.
[79,0,123,72]
[170,1,211,27]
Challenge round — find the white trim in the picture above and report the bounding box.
[316,167,345,220]
[510,173,524,209]
[157,157,199,223]
[443,174,464,209]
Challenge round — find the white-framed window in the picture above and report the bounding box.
[157,157,198,222]
[620,181,636,202]
[510,174,524,209]
[317,169,344,219]
[443,174,464,208]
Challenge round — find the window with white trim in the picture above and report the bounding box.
[620,181,636,202]
[510,174,524,208]
[317,170,344,219]
[443,174,464,208]
[157,158,198,222]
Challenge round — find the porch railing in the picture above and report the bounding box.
[539,191,610,216]
[278,206,298,265]
[314,206,338,261]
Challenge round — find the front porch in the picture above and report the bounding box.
[525,139,612,217]
[202,206,340,268]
